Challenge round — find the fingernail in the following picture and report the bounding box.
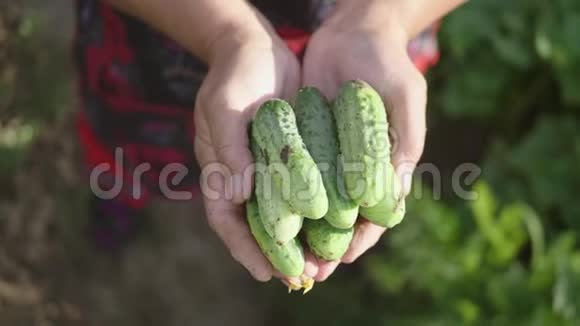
[303,258,319,278]
[230,174,249,203]
[234,174,243,200]
[242,165,255,200]
[253,269,272,283]
[395,164,414,197]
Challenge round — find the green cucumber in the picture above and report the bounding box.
[246,198,305,277]
[359,162,406,228]
[252,99,328,219]
[332,80,391,208]
[303,219,354,261]
[251,138,303,243]
[294,87,359,229]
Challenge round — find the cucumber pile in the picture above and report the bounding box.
[246,80,406,293]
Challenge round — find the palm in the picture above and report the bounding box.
[194,43,308,282]
[302,25,428,282]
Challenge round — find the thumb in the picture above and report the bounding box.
[385,59,428,197]
[200,101,255,205]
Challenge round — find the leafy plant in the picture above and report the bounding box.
[276,1,580,324]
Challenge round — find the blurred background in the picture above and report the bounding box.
[1,0,580,325]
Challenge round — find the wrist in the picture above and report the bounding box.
[330,0,463,40]
[324,0,410,43]
[206,19,282,65]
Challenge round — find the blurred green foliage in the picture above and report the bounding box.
[278,0,580,325]
[436,0,580,118]
[0,6,71,178]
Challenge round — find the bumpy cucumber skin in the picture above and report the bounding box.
[246,198,305,277]
[333,80,391,208]
[252,99,328,219]
[304,219,354,261]
[294,87,359,229]
[251,138,303,244]
[359,162,406,228]
[360,198,406,228]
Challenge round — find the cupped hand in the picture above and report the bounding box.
[302,2,428,281]
[194,33,320,283]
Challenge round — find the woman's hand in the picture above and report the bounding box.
[303,0,430,282]
[194,31,321,283]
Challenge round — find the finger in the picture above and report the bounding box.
[314,259,340,282]
[342,219,386,264]
[205,198,273,282]
[197,136,273,282]
[204,192,273,281]
[303,251,320,278]
[383,57,428,196]
[196,97,255,205]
